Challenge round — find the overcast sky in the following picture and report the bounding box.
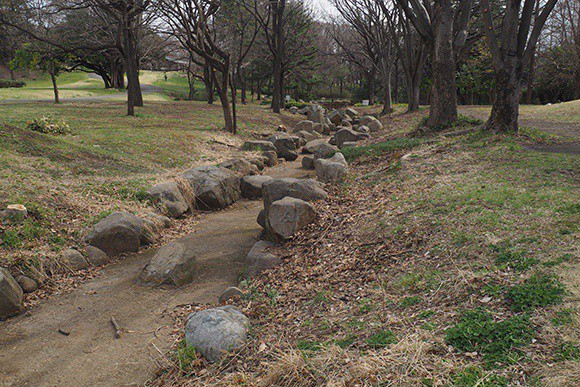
[310,0,339,19]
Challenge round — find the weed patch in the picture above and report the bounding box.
[445,308,534,364]
[452,366,509,387]
[366,329,397,349]
[492,245,538,271]
[506,273,566,312]
[340,138,421,161]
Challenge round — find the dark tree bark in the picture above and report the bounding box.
[50,67,59,104]
[481,0,558,132]
[271,0,286,113]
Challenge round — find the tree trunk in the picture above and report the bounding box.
[428,1,458,128]
[525,46,536,104]
[50,69,59,104]
[368,69,376,105]
[393,60,399,104]
[256,80,262,100]
[122,13,137,116]
[380,52,393,114]
[203,63,214,104]
[9,68,15,81]
[485,64,521,133]
[214,73,234,133]
[271,1,285,113]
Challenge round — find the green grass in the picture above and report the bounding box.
[452,366,509,387]
[492,245,539,272]
[153,73,205,101]
[445,308,534,364]
[506,273,566,312]
[366,329,398,349]
[340,137,421,161]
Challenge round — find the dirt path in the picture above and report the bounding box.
[0,159,314,386]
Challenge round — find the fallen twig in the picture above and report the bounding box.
[110,316,122,339]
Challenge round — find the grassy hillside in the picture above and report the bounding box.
[0,99,297,276]
[159,103,579,386]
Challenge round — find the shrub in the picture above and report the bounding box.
[506,273,566,312]
[445,308,534,364]
[0,79,26,88]
[26,116,71,135]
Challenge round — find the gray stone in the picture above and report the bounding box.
[327,110,343,125]
[295,120,314,133]
[245,240,281,278]
[341,119,352,127]
[268,197,317,240]
[144,213,172,229]
[62,248,90,270]
[241,175,273,199]
[84,245,109,266]
[185,306,250,362]
[359,115,383,132]
[218,158,259,177]
[335,128,370,148]
[0,204,28,222]
[344,108,359,118]
[140,242,196,286]
[0,268,23,319]
[262,151,278,167]
[87,212,144,257]
[241,140,276,153]
[248,156,266,171]
[307,105,326,124]
[267,133,301,161]
[16,275,37,294]
[311,141,339,160]
[182,166,241,210]
[297,130,316,142]
[315,153,349,184]
[262,178,328,213]
[355,125,370,133]
[146,182,189,219]
[312,123,324,134]
[289,106,299,114]
[302,139,328,154]
[302,155,315,170]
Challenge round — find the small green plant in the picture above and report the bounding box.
[172,339,200,376]
[26,116,71,135]
[542,253,574,268]
[264,284,279,307]
[366,329,397,349]
[1,229,21,249]
[506,273,566,312]
[417,114,483,132]
[551,309,575,326]
[445,308,534,364]
[334,335,356,349]
[453,366,509,387]
[492,245,538,271]
[400,296,422,308]
[554,341,580,361]
[296,340,321,352]
[419,310,435,319]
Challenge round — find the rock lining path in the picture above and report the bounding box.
[0,160,313,386]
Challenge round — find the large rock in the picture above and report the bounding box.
[140,242,196,286]
[0,204,28,222]
[302,155,315,170]
[313,142,340,160]
[267,133,301,161]
[241,175,273,199]
[335,128,370,148]
[87,212,144,257]
[248,156,266,171]
[344,108,359,119]
[146,182,189,219]
[0,267,23,319]
[245,241,280,278]
[262,178,328,213]
[297,130,316,142]
[262,151,278,167]
[185,306,250,362]
[315,153,349,184]
[241,140,276,153]
[62,248,90,270]
[359,115,383,132]
[84,245,109,266]
[307,105,326,124]
[302,139,329,155]
[327,110,343,125]
[182,166,241,210]
[16,275,37,293]
[268,197,317,240]
[218,158,259,177]
[295,120,314,133]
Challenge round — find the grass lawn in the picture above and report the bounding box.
[0,98,297,273]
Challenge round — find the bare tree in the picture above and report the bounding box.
[395,0,474,128]
[160,0,237,133]
[481,0,558,132]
